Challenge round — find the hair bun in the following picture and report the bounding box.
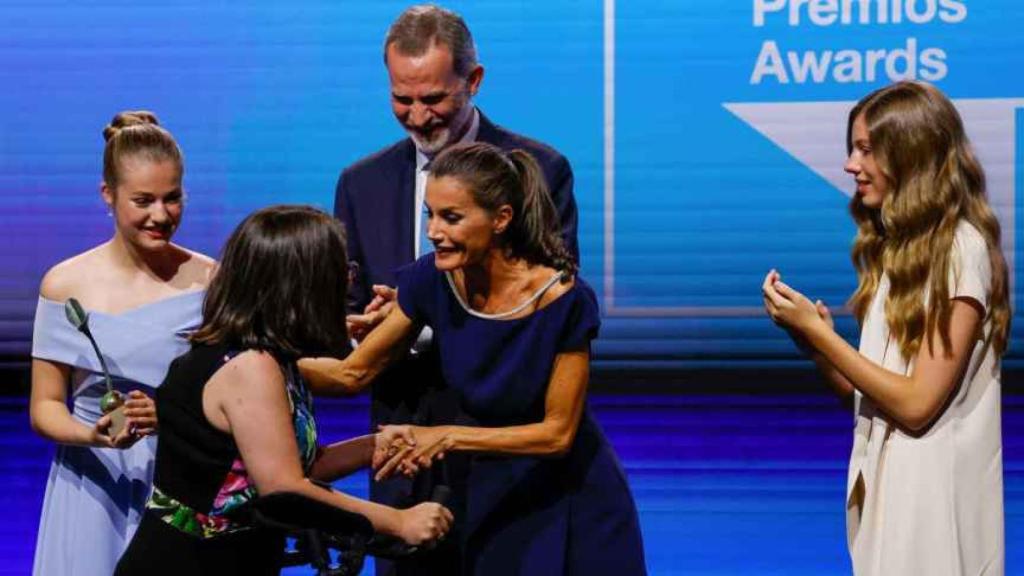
[103,110,161,142]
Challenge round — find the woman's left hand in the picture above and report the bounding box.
[122,391,157,437]
[762,270,825,335]
[373,424,417,470]
[374,425,453,481]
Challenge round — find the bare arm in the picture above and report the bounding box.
[298,302,418,396]
[309,436,375,482]
[808,349,857,405]
[309,426,416,481]
[804,303,857,402]
[30,268,106,447]
[30,358,95,445]
[205,351,450,545]
[377,349,590,479]
[762,271,855,402]
[30,358,152,448]
[764,276,982,431]
[447,350,589,455]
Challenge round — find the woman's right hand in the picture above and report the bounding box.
[91,411,142,449]
[815,299,834,330]
[396,502,454,546]
[763,269,835,356]
[348,284,397,342]
[373,424,417,471]
[122,390,158,437]
[785,300,834,357]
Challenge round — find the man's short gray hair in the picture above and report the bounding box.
[384,4,478,78]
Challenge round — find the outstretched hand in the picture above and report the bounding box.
[347,285,397,342]
[374,425,453,481]
[372,424,417,471]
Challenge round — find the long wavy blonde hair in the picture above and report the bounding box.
[847,81,1010,360]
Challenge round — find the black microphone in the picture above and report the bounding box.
[414,484,452,553]
[429,485,451,506]
[365,484,453,558]
[64,298,126,436]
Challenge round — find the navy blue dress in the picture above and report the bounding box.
[396,255,646,576]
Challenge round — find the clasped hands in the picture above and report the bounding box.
[761,269,835,351]
[93,390,158,449]
[373,424,454,482]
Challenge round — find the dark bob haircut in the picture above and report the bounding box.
[191,205,349,359]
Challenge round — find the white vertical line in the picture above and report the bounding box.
[603,0,616,312]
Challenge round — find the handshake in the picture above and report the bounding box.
[372,424,454,481]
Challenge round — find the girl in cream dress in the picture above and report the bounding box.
[762,81,1008,575]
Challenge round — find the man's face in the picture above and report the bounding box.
[386,42,481,154]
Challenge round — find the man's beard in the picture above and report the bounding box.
[408,125,452,155]
[407,99,474,155]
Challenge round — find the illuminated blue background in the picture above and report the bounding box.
[1,1,1022,574]
[3,2,1024,364]
[0,1,603,361]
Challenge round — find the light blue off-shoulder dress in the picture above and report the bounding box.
[30,292,203,576]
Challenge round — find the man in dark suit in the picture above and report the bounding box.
[334,5,578,575]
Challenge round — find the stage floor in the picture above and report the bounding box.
[3,393,1021,575]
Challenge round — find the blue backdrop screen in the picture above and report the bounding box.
[3,1,1023,370]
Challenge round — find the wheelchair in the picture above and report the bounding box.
[244,486,451,576]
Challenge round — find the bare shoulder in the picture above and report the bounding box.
[536,266,574,307]
[203,350,289,434]
[171,245,217,289]
[38,245,108,300]
[215,350,284,390]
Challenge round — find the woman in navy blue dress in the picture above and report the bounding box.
[301,142,646,575]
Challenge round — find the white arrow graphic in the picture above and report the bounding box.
[724,98,1024,277]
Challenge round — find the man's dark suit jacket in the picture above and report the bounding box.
[333,112,578,576]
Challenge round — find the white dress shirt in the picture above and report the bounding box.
[414,108,481,257]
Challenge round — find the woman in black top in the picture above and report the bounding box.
[116,206,452,575]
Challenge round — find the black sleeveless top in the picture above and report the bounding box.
[115,343,317,576]
[149,342,318,537]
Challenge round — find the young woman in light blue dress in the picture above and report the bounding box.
[29,111,215,576]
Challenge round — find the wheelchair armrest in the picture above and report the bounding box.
[237,485,450,574]
[251,491,374,538]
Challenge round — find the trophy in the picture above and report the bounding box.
[64,298,126,437]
